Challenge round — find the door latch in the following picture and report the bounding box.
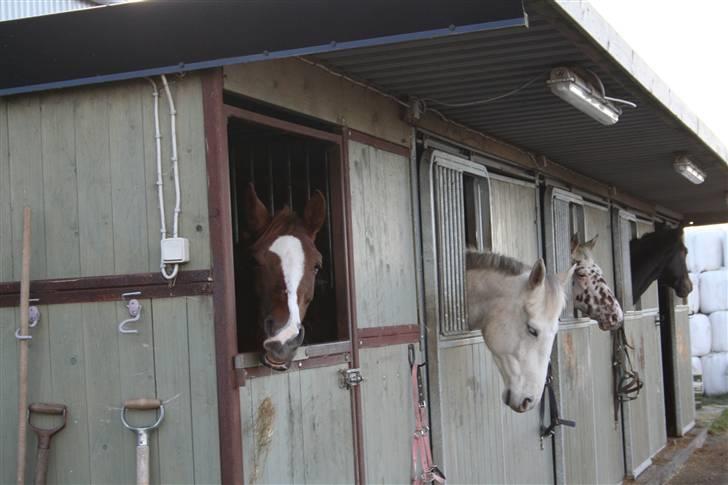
[340,368,363,389]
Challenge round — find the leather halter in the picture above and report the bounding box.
[611,326,643,422]
[539,363,576,449]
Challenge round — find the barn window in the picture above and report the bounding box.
[546,187,585,319]
[227,112,348,353]
[428,150,492,336]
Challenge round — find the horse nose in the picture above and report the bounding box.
[520,397,533,412]
[503,389,511,407]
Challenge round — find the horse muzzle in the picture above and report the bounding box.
[261,326,306,372]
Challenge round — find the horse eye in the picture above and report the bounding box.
[314,263,322,274]
[527,324,539,338]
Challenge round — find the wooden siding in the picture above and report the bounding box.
[673,306,695,434]
[0,296,220,485]
[558,204,624,485]
[239,364,355,484]
[348,141,418,328]
[434,176,553,484]
[0,74,210,283]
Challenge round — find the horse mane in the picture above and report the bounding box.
[466,250,528,276]
[629,227,684,303]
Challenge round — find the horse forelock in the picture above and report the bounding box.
[251,208,307,251]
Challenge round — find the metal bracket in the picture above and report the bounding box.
[339,368,363,389]
[118,292,142,334]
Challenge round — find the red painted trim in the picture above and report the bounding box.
[347,128,410,157]
[359,324,420,348]
[237,353,351,384]
[0,270,212,307]
[224,104,342,144]
[342,130,367,484]
[203,68,243,485]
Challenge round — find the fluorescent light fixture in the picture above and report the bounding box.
[547,67,621,126]
[673,155,706,184]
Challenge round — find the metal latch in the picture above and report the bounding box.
[340,368,363,389]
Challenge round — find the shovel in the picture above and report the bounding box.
[28,402,67,485]
[121,398,165,485]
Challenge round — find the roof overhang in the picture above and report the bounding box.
[0,0,526,95]
[1,0,725,223]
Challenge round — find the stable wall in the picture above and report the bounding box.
[0,74,220,484]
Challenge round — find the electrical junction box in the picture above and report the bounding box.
[161,237,190,264]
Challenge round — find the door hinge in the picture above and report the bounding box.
[339,368,363,389]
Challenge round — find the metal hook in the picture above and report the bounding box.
[118,292,143,334]
[15,298,40,339]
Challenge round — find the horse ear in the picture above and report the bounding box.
[570,233,580,253]
[585,234,599,250]
[528,259,546,289]
[558,264,578,289]
[244,183,271,238]
[303,190,326,239]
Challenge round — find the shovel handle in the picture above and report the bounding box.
[29,403,66,415]
[34,447,50,485]
[123,398,162,410]
[136,445,150,485]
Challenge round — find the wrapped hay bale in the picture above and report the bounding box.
[701,352,728,396]
[688,273,700,313]
[711,311,728,352]
[690,229,724,272]
[692,356,703,376]
[690,314,712,356]
[685,230,699,274]
[700,269,728,314]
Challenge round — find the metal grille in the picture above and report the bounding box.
[434,163,467,335]
[550,189,585,318]
[612,209,636,311]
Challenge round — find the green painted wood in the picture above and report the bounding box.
[623,315,652,476]
[300,364,355,483]
[0,308,19,484]
[151,298,195,484]
[674,307,695,433]
[7,95,47,280]
[359,344,414,484]
[241,371,305,484]
[348,140,417,327]
[46,304,91,484]
[82,302,130,484]
[186,296,222,484]
[558,326,598,485]
[0,98,13,282]
[75,86,115,277]
[40,92,80,279]
[108,83,150,275]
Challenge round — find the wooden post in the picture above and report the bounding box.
[16,207,31,485]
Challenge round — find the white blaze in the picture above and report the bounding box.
[265,235,304,345]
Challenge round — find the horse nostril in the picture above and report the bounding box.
[521,397,533,411]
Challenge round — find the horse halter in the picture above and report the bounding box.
[611,327,643,422]
[539,363,575,449]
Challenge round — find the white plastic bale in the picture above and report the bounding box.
[701,352,728,396]
[711,311,728,353]
[700,269,728,314]
[688,228,725,272]
[685,230,699,274]
[690,314,712,357]
[688,273,700,314]
[692,356,703,376]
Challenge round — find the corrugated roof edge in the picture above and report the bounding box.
[553,0,728,166]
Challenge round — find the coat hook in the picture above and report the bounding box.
[118,292,143,334]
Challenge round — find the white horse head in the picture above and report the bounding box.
[571,234,624,330]
[466,251,575,413]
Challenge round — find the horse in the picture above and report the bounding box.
[244,183,326,371]
[466,251,575,413]
[630,226,692,304]
[571,234,624,330]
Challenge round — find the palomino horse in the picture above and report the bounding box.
[571,234,624,330]
[630,226,692,304]
[244,183,326,370]
[466,252,575,413]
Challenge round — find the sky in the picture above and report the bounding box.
[585,0,728,146]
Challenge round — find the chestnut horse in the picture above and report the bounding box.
[244,183,326,370]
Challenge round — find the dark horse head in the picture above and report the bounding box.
[629,226,692,304]
[244,183,326,371]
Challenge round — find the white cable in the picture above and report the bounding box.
[161,74,181,238]
[146,78,166,239]
[604,96,637,108]
[422,74,542,108]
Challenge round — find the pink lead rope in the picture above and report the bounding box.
[410,345,445,485]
